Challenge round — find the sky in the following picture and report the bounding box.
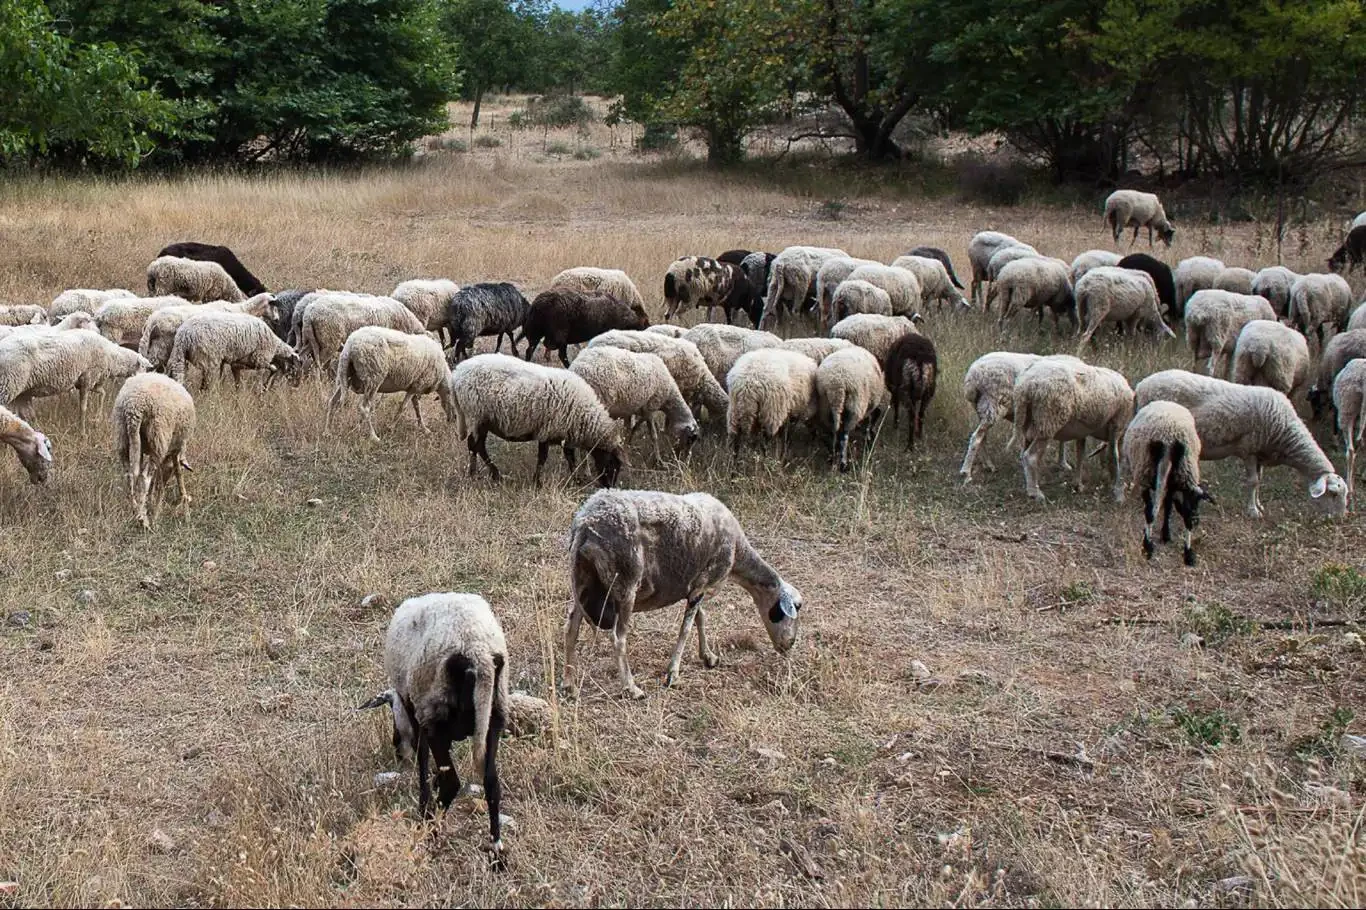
[553,0,604,10]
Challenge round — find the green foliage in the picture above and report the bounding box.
[1291,707,1355,760]
[545,140,573,155]
[1169,706,1241,749]
[527,94,596,129]
[1310,563,1366,611]
[1183,601,1255,645]
[473,134,502,148]
[572,145,600,161]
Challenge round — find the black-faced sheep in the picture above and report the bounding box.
[1122,401,1214,566]
[522,289,649,367]
[1328,225,1366,275]
[1116,253,1176,320]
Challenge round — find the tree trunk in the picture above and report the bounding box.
[470,84,484,130]
[849,114,902,161]
[706,124,744,166]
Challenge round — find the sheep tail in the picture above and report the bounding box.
[570,535,617,630]
[464,653,499,778]
[663,272,677,304]
[122,408,143,491]
[166,341,187,384]
[1150,439,1174,528]
[1076,287,1090,335]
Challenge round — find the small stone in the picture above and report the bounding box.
[182,745,204,760]
[360,594,387,610]
[53,569,72,581]
[373,771,402,788]
[754,747,786,761]
[820,756,837,766]
[1341,734,1366,757]
[458,782,486,800]
[205,808,228,829]
[654,733,677,746]
[76,528,90,536]
[148,828,176,854]
[1306,783,1352,808]
[264,637,288,660]
[306,498,323,508]
[954,669,997,687]
[498,813,517,832]
[75,590,97,606]
[201,560,216,571]
[1341,632,1363,647]
[1181,632,1205,649]
[6,610,31,628]
[909,660,932,680]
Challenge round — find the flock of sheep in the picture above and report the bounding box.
[2,191,1365,856]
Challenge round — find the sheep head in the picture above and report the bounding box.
[755,580,803,655]
[1310,472,1349,518]
[11,428,54,484]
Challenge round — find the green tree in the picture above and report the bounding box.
[444,0,531,128]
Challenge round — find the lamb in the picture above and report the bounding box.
[1307,329,1366,420]
[726,348,819,459]
[549,267,648,321]
[1075,266,1175,351]
[968,231,1024,307]
[889,255,970,311]
[568,346,699,458]
[521,289,649,367]
[392,278,461,337]
[138,293,274,371]
[1288,272,1353,350]
[1117,253,1177,320]
[814,345,885,471]
[1231,319,1310,398]
[146,256,247,303]
[0,405,53,485]
[959,351,1046,482]
[326,327,455,441]
[157,242,266,296]
[1011,358,1133,502]
[0,329,150,424]
[1251,266,1299,318]
[1103,189,1175,247]
[814,256,880,329]
[989,257,1075,331]
[449,353,625,488]
[1122,401,1213,566]
[445,282,530,362]
[298,294,425,374]
[681,323,783,386]
[1328,225,1366,274]
[1213,266,1256,295]
[829,313,920,363]
[663,256,736,322]
[0,305,47,327]
[1174,256,1225,318]
[831,279,892,322]
[565,489,803,699]
[94,295,191,348]
[112,373,196,529]
[779,336,853,363]
[1183,289,1276,376]
[1070,250,1122,286]
[168,312,300,391]
[587,329,729,420]
[645,324,689,339]
[844,264,922,318]
[48,289,135,322]
[359,592,509,849]
[1135,369,1349,518]
[883,332,938,451]
[905,246,964,290]
[1332,358,1366,495]
[759,246,848,328]
[262,289,313,342]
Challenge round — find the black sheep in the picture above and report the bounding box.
[1117,253,1177,320]
[717,249,751,266]
[522,289,649,367]
[446,282,531,361]
[1329,225,1366,275]
[157,242,266,296]
[883,333,939,450]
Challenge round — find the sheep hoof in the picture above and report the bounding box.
[1027,490,1047,503]
[702,651,720,669]
[624,683,646,701]
[1183,548,1197,567]
[664,670,679,688]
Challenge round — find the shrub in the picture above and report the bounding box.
[637,123,679,152]
[1310,563,1366,611]
[473,135,501,148]
[528,95,595,130]
[545,140,572,156]
[955,155,1029,206]
[507,110,528,130]
[1169,706,1241,749]
[573,146,600,161]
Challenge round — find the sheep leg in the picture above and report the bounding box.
[416,728,435,820]
[1141,488,1157,559]
[1131,224,1139,246]
[78,386,90,430]
[483,721,503,851]
[1243,457,1264,518]
[410,395,429,433]
[664,595,704,687]
[469,430,500,482]
[1108,439,1124,502]
[1346,434,1356,498]
[694,601,719,668]
[172,456,192,512]
[612,591,645,700]
[917,394,931,446]
[1022,438,1047,502]
[533,442,551,488]
[562,445,580,483]
[561,603,584,698]
[959,415,993,482]
[429,737,461,811]
[356,392,380,442]
[1072,437,1087,492]
[133,466,153,530]
[1177,497,1200,567]
[557,346,570,368]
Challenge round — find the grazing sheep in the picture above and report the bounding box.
[815,346,885,471]
[1174,256,1225,318]
[1308,329,1366,421]
[663,256,737,323]
[739,252,777,311]
[1075,266,1175,352]
[814,256,880,329]
[844,264,922,318]
[1117,253,1177,319]
[445,283,530,362]
[890,255,970,311]
[0,305,47,327]
[1332,358,1366,496]
[1328,225,1366,274]
[1231,320,1311,398]
[1135,369,1348,518]
[726,348,819,459]
[157,242,265,296]
[1348,302,1366,333]
[112,373,196,529]
[985,244,1041,289]
[1251,267,1298,319]
[829,313,920,363]
[361,592,509,849]
[287,289,365,348]
[1123,401,1213,566]
[299,294,425,374]
[1288,272,1353,350]
[1070,250,1122,286]
[1104,189,1175,247]
[326,327,455,441]
[959,351,1052,482]
[831,279,892,322]
[681,323,783,386]
[968,231,1024,307]
[569,346,699,458]
[587,329,730,420]
[714,263,763,328]
[989,257,1075,331]
[522,289,649,367]
[760,246,848,328]
[645,324,689,339]
[0,405,53,485]
[565,489,803,699]
[780,336,854,363]
[550,267,648,321]
[1183,290,1276,376]
[94,295,191,348]
[48,289,135,322]
[168,312,300,391]
[146,256,247,303]
[717,249,751,266]
[1012,358,1133,502]
[906,246,965,290]
[1214,267,1256,296]
[262,289,313,342]
[138,293,274,371]
[392,278,461,337]
[0,311,98,341]
[450,353,624,488]
[0,330,150,424]
[883,333,938,450]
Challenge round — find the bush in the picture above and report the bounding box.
[636,123,679,152]
[1310,563,1366,611]
[545,140,572,156]
[573,145,600,161]
[507,110,527,130]
[433,137,466,152]
[528,94,595,130]
[473,134,501,148]
[955,155,1029,206]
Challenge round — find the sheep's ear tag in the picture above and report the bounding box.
[1311,476,1328,498]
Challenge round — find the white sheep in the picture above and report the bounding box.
[94,295,191,347]
[391,278,461,335]
[112,373,196,529]
[0,405,53,485]
[1332,358,1366,496]
[1175,256,1226,315]
[565,489,802,699]
[1075,266,1175,352]
[1309,329,1366,422]
[1288,272,1353,351]
[326,326,455,441]
[287,289,362,347]
[760,246,848,328]
[1183,289,1276,376]
[1251,266,1299,318]
[1231,319,1310,398]
[0,311,98,342]
[814,256,880,328]
[1069,250,1122,286]
[985,244,1040,283]
[0,329,149,424]
[550,267,648,320]
[889,255,970,311]
[1123,401,1213,565]
[1213,266,1256,295]
[830,279,892,321]
[1348,302,1366,332]
[816,345,885,471]
[989,257,1075,331]
[1134,369,1348,518]
[681,323,783,386]
[49,289,135,322]
[1103,190,1175,246]
[569,345,699,458]
[829,313,919,363]
[958,352,1085,482]
[587,329,729,420]
[137,293,274,370]
[0,305,47,327]
[726,348,819,459]
[968,231,1024,307]
[779,336,854,363]
[449,353,625,488]
[168,312,300,391]
[146,256,247,303]
[645,324,688,339]
[298,293,425,374]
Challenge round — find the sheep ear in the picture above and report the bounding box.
[35,433,53,462]
[1311,475,1328,498]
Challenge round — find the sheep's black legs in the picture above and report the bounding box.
[469,431,500,482]
[416,729,434,819]
[484,724,503,848]
[1141,489,1156,559]
[557,346,571,368]
[429,738,460,809]
[533,442,551,487]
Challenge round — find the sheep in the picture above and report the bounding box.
[1174,256,1225,318]
[713,263,763,328]
[1103,189,1175,247]
[1231,319,1310,398]
[521,289,649,367]
[1123,401,1213,566]
[663,256,736,323]
[94,295,191,348]
[959,351,1045,482]
[392,278,461,337]
[1135,369,1348,518]
[1183,289,1276,377]
[146,256,247,303]
[681,323,783,386]
[0,405,53,485]
[829,313,920,363]
[1354,212,1366,231]
[0,305,47,327]
[260,289,312,342]
[326,327,455,441]
[449,353,625,488]
[48,289,135,322]
[1117,253,1177,320]
[1350,302,1366,333]
[1288,272,1353,351]
[905,245,965,290]
[0,311,98,341]
[445,283,530,362]
[138,293,274,371]
[883,332,938,451]
[1251,266,1298,319]
[726,348,819,459]
[985,243,1040,282]
[645,324,689,339]
[168,312,301,391]
[549,267,648,321]
[814,256,880,328]
[1070,250,1122,286]
[759,246,848,328]
[1213,267,1256,295]
[968,231,1024,307]
[298,294,425,374]
[0,329,150,424]
[360,592,509,849]
[288,289,367,348]
[1012,358,1133,502]
[831,279,892,322]
[1332,358,1366,496]
[564,489,802,700]
[717,249,751,266]
[780,336,854,363]
[587,329,730,420]
[889,254,970,311]
[1328,225,1366,274]
[844,264,922,318]
[814,345,885,471]
[739,252,777,312]
[157,242,266,296]
[989,257,1075,331]
[1307,329,1366,421]
[1075,266,1176,352]
[568,346,699,459]
[112,373,196,529]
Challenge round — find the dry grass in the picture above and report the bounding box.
[1,133,1365,908]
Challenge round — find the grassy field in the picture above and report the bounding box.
[1,129,1365,908]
